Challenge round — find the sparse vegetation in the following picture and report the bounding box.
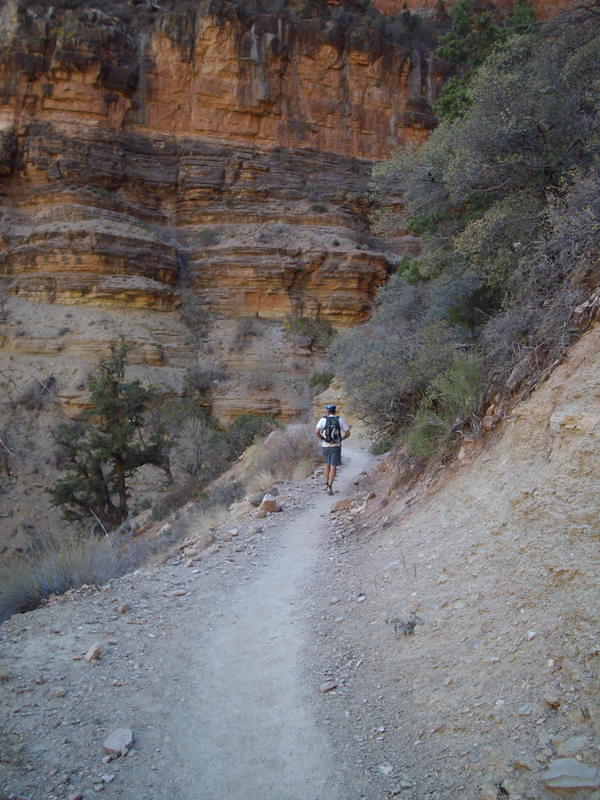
[309,371,334,393]
[0,529,159,623]
[16,376,56,411]
[246,372,274,392]
[183,363,227,396]
[194,228,219,247]
[284,315,334,351]
[242,424,321,489]
[231,317,259,350]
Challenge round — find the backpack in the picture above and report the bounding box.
[322,415,342,444]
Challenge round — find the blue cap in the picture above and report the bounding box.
[325,404,336,411]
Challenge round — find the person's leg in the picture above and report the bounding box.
[326,448,341,494]
[323,463,331,487]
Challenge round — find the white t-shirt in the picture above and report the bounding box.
[316,415,350,448]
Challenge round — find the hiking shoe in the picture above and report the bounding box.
[327,484,333,496]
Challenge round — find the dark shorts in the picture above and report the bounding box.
[322,446,342,466]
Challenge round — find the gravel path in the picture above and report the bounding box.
[0,440,376,800]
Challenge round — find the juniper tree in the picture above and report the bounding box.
[48,343,173,529]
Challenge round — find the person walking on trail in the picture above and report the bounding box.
[316,404,351,495]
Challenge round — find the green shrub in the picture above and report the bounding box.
[284,315,334,351]
[309,371,334,392]
[370,435,394,455]
[224,413,279,459]
[47,344,172,528]
[311,204,328,213]
[407,352,484,457]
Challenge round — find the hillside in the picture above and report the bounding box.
[0,325,597,800]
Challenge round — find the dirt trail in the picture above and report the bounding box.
[3,329,598,800]
[0,440,376,800]
[166,441,373,800]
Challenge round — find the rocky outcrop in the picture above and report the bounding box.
[0,3,438,327]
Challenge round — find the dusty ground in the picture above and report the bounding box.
[1,328,599,800]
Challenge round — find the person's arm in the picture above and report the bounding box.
[315,419,324,440]
[340,417,351,439]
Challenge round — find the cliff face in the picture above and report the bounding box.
[0,0,443,553]
[0,0,440,405]
[0,0,581,555]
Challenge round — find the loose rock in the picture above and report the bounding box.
[259,494,282,513]
[319,680,338,693]
[541,758,600,794]
[84,642,103,663]
[103,728,134,756]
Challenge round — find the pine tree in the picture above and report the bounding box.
[48,343,172,529]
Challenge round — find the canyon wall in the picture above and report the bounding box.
[0,0,582,553]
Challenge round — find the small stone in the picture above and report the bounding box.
[84,642,103,662]
[513,758,536,771]
[163,589,187,597]
[541,758,600,793]
[543,692,561,709]
[331,499,352,513]
[557,736,589,757]
[53,687,67,697]
[259,494,282,513]
[158,523,172,537]
[103,728,134,756]
[102,755,113,764]
[477,785,500,800]
[116,604,130,614]
[101,774,115,783]
[319,681,338,693]
[68,793,84,800]
[518,703,533,716]
[255,510,267,519]
[527,630,537,640]
[378,762,394,776]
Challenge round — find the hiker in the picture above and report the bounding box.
[315,404,350,495]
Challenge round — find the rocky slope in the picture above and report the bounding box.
[0,326,597,800]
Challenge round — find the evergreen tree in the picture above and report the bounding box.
[48,343,172,529]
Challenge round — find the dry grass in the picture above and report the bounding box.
[243,468,277,496]
[242,424,321,489]
[0,531,161,623]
